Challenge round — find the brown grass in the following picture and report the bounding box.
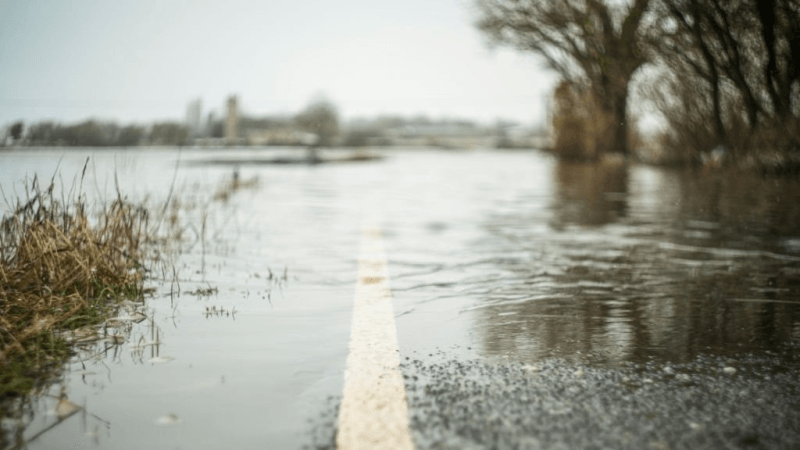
[0,172,154,397]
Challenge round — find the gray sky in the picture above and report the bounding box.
[0,0,555,126]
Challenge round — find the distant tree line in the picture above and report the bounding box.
[8,119,191,147]
[295,98,340,147]
[2,111,509,149]
[476,0,800,166]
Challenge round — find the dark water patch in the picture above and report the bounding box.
[388,157,800,371]
[452,163,800,367]
[186,152,384,167]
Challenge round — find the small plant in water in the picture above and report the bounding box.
[203,305,236,319]
[188,284,218,297]
[212,169,259,203]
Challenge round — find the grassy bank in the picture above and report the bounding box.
[0,172,156,400]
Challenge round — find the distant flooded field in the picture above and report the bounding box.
[2,146,799,449]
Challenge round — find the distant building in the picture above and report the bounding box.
[225,95,239,145]
[185,98,203,138]
[385,122,493,148]
[239,116,314,146]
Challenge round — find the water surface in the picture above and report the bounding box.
[2,147,799,449]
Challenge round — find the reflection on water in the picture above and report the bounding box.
[475,161,800,366]
[550,159,628,228]
[1,307,167,449]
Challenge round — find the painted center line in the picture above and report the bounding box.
[336,225,414,450]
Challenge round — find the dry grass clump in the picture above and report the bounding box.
[0,175,151,398]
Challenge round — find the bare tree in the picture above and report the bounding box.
[758,0,800,124]
[653,0,800,157]
[649,0,731,149]
[9,121,24,142]
[295,98,340,148]
[475,0,651,156]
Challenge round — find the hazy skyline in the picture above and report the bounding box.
[0,0,555,127]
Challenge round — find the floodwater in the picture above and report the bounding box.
[1,147,799,449]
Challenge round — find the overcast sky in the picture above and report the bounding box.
[0,0,555,127]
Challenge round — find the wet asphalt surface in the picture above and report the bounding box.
[307,342,800,450]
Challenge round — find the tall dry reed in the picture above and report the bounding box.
[0,171,152,397]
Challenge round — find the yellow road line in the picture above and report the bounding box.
[336,225,414,450]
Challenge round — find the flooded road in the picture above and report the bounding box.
[2,147,799,449]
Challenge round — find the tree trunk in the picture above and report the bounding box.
[611,91,629,156]
[692,4,726,144]
[595,85,629,157]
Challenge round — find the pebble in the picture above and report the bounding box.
[688,421,704,430]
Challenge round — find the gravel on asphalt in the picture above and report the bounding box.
[306,341,800,450]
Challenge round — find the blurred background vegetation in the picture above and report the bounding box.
[1,0,797,173]
[475,0,799,170]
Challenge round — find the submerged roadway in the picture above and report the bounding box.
[320,225,800,450]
